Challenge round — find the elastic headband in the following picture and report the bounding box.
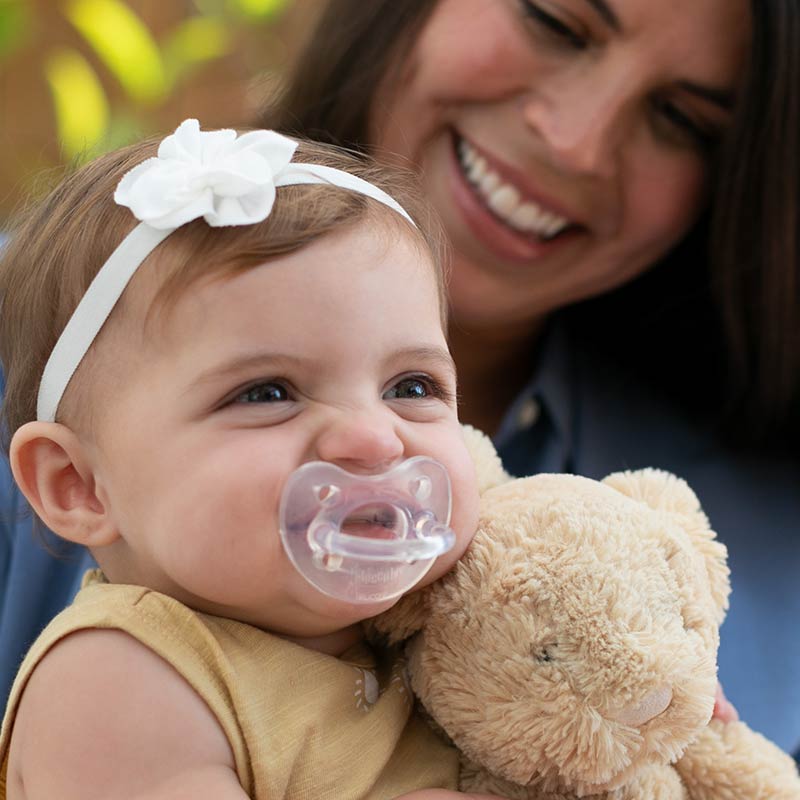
[36,119,415,422]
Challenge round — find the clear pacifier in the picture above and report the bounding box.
[279,457,456,603]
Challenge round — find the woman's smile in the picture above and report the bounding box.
[449,130,587,263]
[456,136,574,240]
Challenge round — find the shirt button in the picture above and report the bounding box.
[516,397,541,431]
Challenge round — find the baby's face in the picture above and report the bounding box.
[88,221,479,637]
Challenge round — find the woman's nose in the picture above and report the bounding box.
[520,72,630,179]
[314,409,405,473]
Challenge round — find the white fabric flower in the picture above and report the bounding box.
[114,118,299,229]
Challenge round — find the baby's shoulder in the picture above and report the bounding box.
[7,627,236,799]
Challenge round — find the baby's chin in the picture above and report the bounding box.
[288,591,399,635]
[278,622,368,657]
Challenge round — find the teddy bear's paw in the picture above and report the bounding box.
[610,763,688,800]
[458,757,532,799]
[458,757,686,800]
[675,719,800,800]
[458,757,572,799]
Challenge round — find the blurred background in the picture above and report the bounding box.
[0,0,313,222]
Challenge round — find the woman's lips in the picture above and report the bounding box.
[447,132,583,263]
[458,137,572,237]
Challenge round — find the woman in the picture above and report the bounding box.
[259,0,800,752]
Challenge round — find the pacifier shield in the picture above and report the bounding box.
[279,457,455,603]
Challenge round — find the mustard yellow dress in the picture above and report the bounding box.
[0,571,457,798]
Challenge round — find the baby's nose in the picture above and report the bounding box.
[315,410,404,473]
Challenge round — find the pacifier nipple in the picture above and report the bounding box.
[279,458,456,604]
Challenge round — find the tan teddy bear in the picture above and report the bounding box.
[370,429,800,799]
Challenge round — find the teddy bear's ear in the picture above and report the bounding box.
[461,424,512,493]
[365,426,505,646]
[362,587,431,645]
[602,469,731,625]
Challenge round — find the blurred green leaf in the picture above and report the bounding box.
[194,0,288,23]
[164,15,232,84]
[229,0,289,20]
[0,1,29,59]
[102,113,147,151]
[65,0,169,103]
[44,47,110,159]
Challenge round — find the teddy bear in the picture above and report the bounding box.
[369,428,800,799]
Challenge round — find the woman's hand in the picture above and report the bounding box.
[713,681,739,723]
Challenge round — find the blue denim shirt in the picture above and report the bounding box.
[495,321,800,755]
[1,321,799,755]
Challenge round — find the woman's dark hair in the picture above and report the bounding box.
[260,0,800,448]
[260,0,436,149]
[710,1,799,443]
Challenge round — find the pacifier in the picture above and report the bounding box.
[279,457,456,603]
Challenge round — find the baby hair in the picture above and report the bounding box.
[0,132,446,444]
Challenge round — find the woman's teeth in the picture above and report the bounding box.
[458,139,570,239]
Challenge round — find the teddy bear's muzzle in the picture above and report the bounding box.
[610,685,673,727]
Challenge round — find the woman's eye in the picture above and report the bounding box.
[519,0,587,50]
[652,98,719,151]
[233,381,290,404]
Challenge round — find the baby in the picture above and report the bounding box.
[0,121,487,799]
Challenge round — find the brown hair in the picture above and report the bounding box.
[0,133,446,443]
[259,0,800,447]
[264,2,436,151]
[709,1,800,441]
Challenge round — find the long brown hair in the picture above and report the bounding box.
[710,1,799,442]
[263,1,435,150]
[260,0,800,447]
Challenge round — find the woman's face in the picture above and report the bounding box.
[371,0,750,332]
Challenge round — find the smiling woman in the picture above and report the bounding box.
[368,0,749,351]
[261,0,800,753]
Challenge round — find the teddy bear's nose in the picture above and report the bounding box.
[611,685,673,727]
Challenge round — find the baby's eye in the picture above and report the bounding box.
[384,377,431,400]
[384,374,454,403]
[234,381,290,404]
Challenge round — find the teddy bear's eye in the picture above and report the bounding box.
[533,644,556,664]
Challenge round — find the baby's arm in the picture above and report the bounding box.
[7,629,247,800]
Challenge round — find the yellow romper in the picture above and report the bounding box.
[0,571,457,799]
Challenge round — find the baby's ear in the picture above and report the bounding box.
[10,421,119,548]
[363,587,431,645]
[602,468,730,624]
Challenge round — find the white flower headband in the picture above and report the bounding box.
[36,119,415,423]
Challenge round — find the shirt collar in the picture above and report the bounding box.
[493,315,576,457]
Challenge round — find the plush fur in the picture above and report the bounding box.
[370,429,800,799]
